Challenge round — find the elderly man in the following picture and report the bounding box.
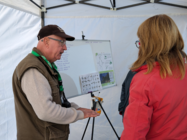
[12,25,99,140]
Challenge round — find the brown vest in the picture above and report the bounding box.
[12,47,69,140]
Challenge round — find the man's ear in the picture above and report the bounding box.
[43,37,49,47]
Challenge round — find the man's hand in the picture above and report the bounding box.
[77,108,100,119]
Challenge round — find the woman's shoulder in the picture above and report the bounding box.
[130,64,161,91]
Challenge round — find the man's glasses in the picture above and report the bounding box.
[48,37,66,47]
[135,40,140,48]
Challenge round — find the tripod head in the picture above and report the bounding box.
[88,91,95,97]
[88,91,103,114]
[82,31,85,40]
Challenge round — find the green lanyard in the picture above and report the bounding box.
[31,50,64,92]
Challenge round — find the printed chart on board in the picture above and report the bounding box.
[79,72,102,94]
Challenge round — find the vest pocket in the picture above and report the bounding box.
[47,125,68,140]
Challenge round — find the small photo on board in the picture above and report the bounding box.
[100,73,110,84]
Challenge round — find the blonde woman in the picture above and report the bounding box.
[121,15,187,140]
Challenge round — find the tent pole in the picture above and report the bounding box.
[41,0,45,27]
[41,5,45,27]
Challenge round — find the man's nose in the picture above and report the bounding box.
[63,44,67,50]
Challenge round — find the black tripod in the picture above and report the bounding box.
[81,92,120,140]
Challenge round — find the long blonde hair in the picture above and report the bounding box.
[131,14,187,79]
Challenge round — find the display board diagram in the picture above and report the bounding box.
[55,40,116,98]
[96,53,113,71]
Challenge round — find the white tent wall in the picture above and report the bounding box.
[45,14,187,140]
[0,3,41,140]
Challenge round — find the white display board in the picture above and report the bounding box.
[55,40,116,98]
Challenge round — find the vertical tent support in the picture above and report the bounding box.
[30,0,46,27]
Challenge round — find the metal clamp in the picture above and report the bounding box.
[76,0,79,4]
[41,7,47,12]
[110,8,117,11]
[150,0,155,3]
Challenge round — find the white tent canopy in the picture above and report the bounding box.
[0,0,41,15]
[0,0,187,140]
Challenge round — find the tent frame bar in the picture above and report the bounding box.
[113,0,116,7]
[30,0,41,9]
[30,0,187,13]
[142,0,187,9]
[44,0,150,11]
[79,1,111,10]
[44,0,187,11]
[46,2,76,10]
[159,2,187,9]
[110,0,114,9]
[45,0,112,11]
[30,0,187,27]
[117,2,149,10]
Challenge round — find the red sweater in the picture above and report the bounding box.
[121,62,187,140]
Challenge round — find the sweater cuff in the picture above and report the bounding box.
[75,110,84,121]
[71,102,80,109]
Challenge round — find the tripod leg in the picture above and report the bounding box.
[81,117,91,140]
[82,100,97,140]
[91,100,97,140]
[91,117,95,140]
[98,101,120,140]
